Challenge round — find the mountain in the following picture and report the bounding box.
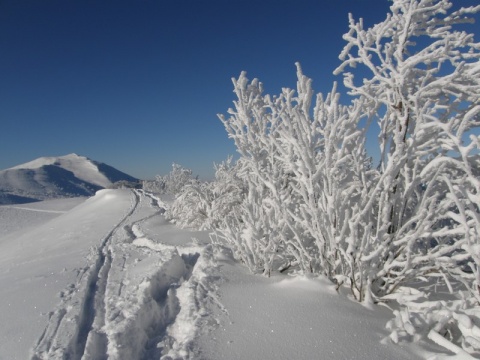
[0,154,139,204]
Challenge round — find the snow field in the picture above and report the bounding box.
[0,190,133,360]
[0,197,86,236]
[0,188,464,359]
[29,189,220,360]
[196,253,422,360]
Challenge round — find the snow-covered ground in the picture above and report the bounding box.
[0,190,455,359]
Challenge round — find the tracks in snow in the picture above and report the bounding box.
[31,190,141,360]
[31,190,220,360]
[75,191,141,359]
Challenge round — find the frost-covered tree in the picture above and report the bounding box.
[273,67,373,279]
[167,157,245,230]
[332,0,480,353]
[217,75,297,274]
[167,1,480,352]
[216,64,374,276]
[143,163,198,196]
[214,0,479,297]
[334,0,480,301]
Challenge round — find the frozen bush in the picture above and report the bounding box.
[143,163,198,196]
[216,65,372,276]
[334,0,480,303]
[167,157,245,231]
[167,0,480,353]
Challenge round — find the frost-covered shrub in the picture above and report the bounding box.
[166,181,213,229]
[166,157,245,230]
[384,286,480,357]
[160,0,479,352]
[333,0,480,303]
[332,0,480,354]
[216,77,297,274]
[216,65,373,276]
[274,76,374,279]
[143,163,198,196]
[214,0,480,353]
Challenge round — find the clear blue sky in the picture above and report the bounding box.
[1,0,478,180]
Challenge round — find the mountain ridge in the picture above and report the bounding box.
[0,154,139,204]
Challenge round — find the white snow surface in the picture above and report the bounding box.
[10,153,112,188]
[0,197,86,237]
[0,189,453,359]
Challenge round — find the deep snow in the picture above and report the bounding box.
[195,263,418,360]
[0,190,461,359]
[0,190,132,359]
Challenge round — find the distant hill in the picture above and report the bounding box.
[0,154,139,204]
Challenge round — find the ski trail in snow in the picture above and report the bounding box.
[31,190,222,360]
[31,190,141,360]
[76,190,142,359]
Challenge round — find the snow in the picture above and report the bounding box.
[9,153,112,188]
[0,189,457,359]
[196,262,419,360]
[0,190,132,359]
[0,153,139,204]
[0,197,85,236]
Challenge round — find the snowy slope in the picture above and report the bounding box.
[0,197,86,237]
[0,154,138,204]
[0,189,452,359]
[0,190,133,360]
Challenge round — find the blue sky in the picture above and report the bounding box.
[1,0,478,180]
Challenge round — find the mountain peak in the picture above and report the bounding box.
[63,153,83,159]
[0,154,138,204]
[11,153,89,169]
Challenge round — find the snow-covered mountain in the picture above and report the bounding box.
[0,153,139,204]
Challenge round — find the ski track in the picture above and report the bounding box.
[30,189,220,360]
